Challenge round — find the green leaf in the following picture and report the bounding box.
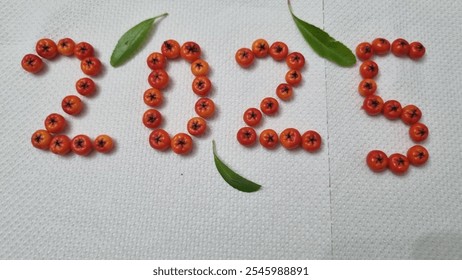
[212,141,261,193]
[288,0,356,67]
[110,13,168,67]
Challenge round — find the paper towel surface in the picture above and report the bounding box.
[0,0,461,259]
[0,0,331,259]
[324,0,462,259]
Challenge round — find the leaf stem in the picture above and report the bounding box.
[212,140,218,154]
[288,0,294,14]
[153,13,169,21]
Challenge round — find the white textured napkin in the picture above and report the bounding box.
[324,0,462,259]
[0,0,461,259]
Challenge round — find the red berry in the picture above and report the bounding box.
[359,60,379,79]
[363,95,384,116]
[356,42,374,60]
[391,38,410,57]
[409,42,426,60]
[366,150,388,172]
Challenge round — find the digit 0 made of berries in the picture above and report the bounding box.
[235,39,322,152]
[144,40,215,155]
[24,38,114,156]
[356,38,429,175]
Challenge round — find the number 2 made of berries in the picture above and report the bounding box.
[235,39,322,152]
[356,38,429,175]
[24,38,114,156]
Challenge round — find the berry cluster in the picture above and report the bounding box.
[144,40,215,155]
[22,38,102,75]
[24,38,113,156]
[235,39,321,152]
[356,38,429,174]
[356,38,426,61]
